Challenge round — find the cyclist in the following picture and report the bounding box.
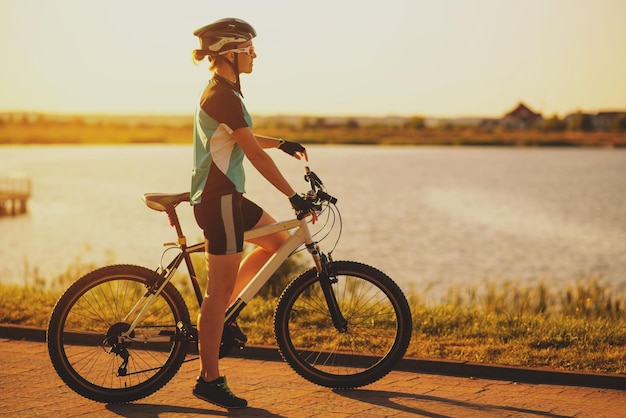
[189,18,315,409]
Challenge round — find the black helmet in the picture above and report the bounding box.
[193,18,256,54]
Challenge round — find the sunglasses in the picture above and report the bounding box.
[219,45,255,57]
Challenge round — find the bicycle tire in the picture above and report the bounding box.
[274,260,412,389]
[47,264,191,403]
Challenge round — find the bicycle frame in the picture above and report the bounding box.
[120,213,322,343]
[228,218,319,319]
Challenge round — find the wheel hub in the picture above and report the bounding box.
[103,322,134,351]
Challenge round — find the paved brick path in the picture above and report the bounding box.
[1,338,625,417]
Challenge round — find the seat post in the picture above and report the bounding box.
[166,208,187,246]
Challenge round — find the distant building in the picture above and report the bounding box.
[500,102,543,130]
[562,110,626,131]
[593,111,626,131]
[563,112,594,131]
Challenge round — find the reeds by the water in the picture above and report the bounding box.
[404,278,625,373]
[438,278,624,320]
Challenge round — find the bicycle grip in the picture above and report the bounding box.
[316,190,337,204]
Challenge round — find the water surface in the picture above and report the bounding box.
[1,145,624,300]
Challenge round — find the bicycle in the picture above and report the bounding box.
[47,167,412,403]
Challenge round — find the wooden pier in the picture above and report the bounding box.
[0,175,32,216]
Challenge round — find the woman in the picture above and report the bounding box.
[190,18,314,409]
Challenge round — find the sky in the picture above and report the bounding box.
[1,0,625,118]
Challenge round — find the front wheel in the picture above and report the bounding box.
[47,264,191,403]
[274,261,412,389]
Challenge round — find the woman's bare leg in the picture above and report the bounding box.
[228,211,289,305]
[198,211,287,379]
[197,250,241,382]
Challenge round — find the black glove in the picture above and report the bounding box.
[288,193,317,220]
[278,139,307,158]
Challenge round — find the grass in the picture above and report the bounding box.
[1,258,624,375]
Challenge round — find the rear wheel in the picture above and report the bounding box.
[47,264,190,403]
[274,261,412,389]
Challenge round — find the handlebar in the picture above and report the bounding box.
[290,167,337,221]
[316,190,338,205]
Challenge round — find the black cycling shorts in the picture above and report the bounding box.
[193,193,263,255]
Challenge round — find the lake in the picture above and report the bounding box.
[1,144,625,301]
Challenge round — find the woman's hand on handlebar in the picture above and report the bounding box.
[278,139,308,161]
[288,193,318,223]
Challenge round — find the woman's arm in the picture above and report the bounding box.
[255,134,281,149]
[232,127,296,197]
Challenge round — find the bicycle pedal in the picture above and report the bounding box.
[176,321,198,341]
[226,321,247,344]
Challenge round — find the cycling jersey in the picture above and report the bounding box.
[190,75,253,205]
[190,75,262,255]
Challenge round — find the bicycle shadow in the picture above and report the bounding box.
[334,388,572,418]
[106,403,284,417]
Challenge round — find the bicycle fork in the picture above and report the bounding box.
[308,244,348,333]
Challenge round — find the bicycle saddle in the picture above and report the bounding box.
[142,192,190,212]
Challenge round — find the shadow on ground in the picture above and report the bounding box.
[335,388,572,418]
[106,403,283,417]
